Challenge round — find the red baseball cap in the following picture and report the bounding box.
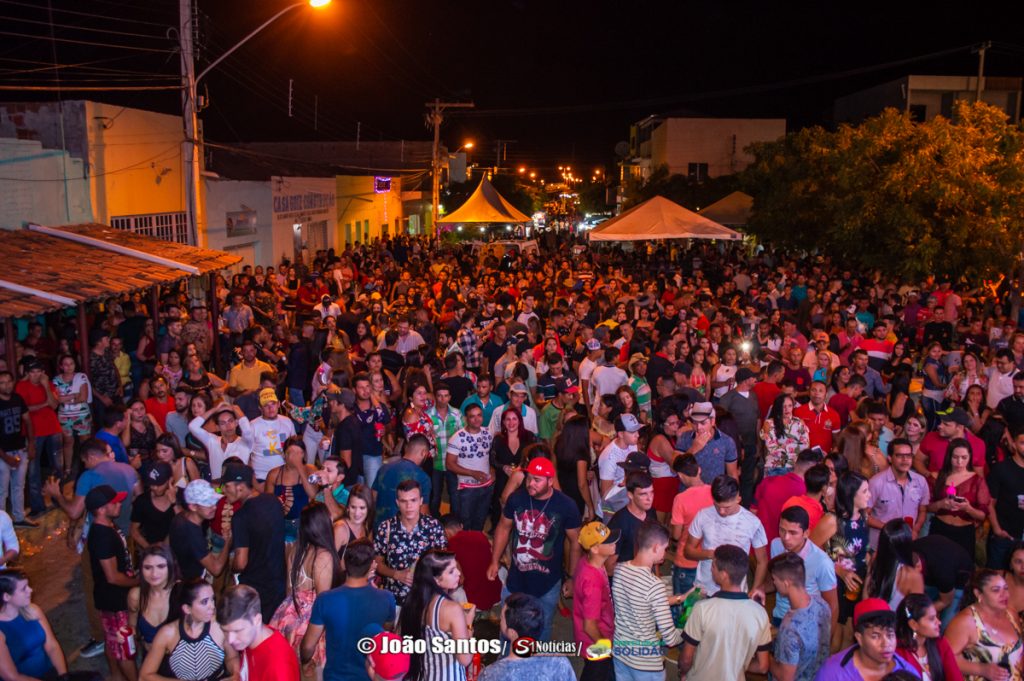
[853,598,891,626]
[525,457,555,478]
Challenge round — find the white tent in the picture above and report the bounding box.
[697,191,753,227]
[589,195,741,242]
[437,177,531,224]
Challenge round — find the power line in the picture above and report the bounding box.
[0,144,181,182]
[0,14,169,40]
[0,30,174,53]
[0,0,172,28]
[0,84,181,91]
[457,43,988,117]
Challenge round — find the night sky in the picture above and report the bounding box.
[2,0,1022,177]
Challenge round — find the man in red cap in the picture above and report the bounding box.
[487,456,582,641]
[814,598,917,680]
[85,484,139,681]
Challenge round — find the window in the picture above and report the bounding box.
[687,163,709,182]
[909,104,927,122]
[344,223,352,245]
[111,212,188,244]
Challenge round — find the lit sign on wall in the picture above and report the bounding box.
[374,177,392,194]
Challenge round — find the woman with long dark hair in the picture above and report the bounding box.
[269,503,340,674]
[926,438,991,559]
[333,484,375,563]
[140,578,238,681]
[945,569,1023,681]
[760,393,809,475]
[896,593,963,681]
[265,436,320,545]
[152,433,201,491]
[647,402,685,522]
[489,407,535,524]
[398,549,474,681]
[0,569,81,680]
[553,415,593,520]
[128,545,178,655]
[866,518,925,609]
[827,471,872,646]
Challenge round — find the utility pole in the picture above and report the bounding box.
[494,139,517,173]
[972,41,991,102]
[425,98,474,234]
[180,0,201,246]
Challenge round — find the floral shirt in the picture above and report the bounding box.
[827,513,870,581]
[760,418,810,471]
[372,515,447,604]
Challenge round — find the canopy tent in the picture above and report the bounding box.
[437,177,532,224]
[588,195,742,242]
[697,191,753,227]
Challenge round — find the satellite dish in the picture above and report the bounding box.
[614,141,630,159]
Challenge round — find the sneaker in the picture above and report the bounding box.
[80,639,105,658]
[13,518,38,528]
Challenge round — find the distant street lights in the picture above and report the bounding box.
[181,0,332,245]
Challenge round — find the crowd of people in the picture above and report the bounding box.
[1,234,1023,681]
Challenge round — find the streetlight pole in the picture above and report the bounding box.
[425,99,474,235]
[180,0,331,246]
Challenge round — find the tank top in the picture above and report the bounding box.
[275,480,311,521]
[888,564,908,610]
[0,613,52,678]
[962,606,1024,681]
[138,611,161,647]
[159,619,225,681]
[422,596,466,681]
[130,419,158,456]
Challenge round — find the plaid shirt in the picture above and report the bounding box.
[426,405,463,471]
[456,325,482,369]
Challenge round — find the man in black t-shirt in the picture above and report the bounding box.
[987,429,1024,570]
[130,461,176,548]
[911,534,974,628]
[227,462,286,623]
[169,479,231,581]
[85,484,138,680]
[606,471,657,571]
[328,389,363,483]
[487,456,582,641]
[0,371,34,527]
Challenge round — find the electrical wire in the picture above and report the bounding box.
[204,140,430,174]
[0,30,175,53]
[0,143,182,182]
[0,84,182,91]
[0,14,170,41]
[0,0,173,27]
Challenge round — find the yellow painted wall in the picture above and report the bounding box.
[86,102,185,223]
[335,175,403,247]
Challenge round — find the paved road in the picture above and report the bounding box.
[8,508,107,676]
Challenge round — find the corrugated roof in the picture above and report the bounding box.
[0,224,241,320]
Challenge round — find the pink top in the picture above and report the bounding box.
[573,560,614,649]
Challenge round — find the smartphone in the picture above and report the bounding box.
[953,496,967,504]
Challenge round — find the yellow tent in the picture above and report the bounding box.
[589,196,741,242]
[438,177,531,224]
[697,191,753,227]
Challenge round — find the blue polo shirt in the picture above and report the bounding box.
[95,430,129,465]
[676,429,738,484]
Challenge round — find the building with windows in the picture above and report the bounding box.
[0,100,188,239]
[834,75,1023,125]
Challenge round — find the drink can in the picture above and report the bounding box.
[118,625,136,659]
[308,473,322,486]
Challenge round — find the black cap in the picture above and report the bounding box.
[220,462,255,487]
[143,461,172,487]
[85,484,127,512]
[617,451,651,472]
[515,339,532,356]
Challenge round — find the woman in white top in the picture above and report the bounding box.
[52,354,91,479]
[710,345,739,400]
[188,402,252,479]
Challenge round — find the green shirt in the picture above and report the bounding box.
[538,402,565,442]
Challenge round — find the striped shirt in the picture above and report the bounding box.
[611,562,682,672]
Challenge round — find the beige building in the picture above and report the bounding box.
[834,75,1023,125]
[650,117,786,180]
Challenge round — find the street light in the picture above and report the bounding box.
[182,0,331,245]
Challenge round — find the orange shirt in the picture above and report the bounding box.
[671,484,714,568]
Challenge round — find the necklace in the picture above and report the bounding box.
[529,490,554,517]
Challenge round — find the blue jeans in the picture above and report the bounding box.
[501,579,562,642]
[613,658,665,681]
[363,454,383,491]
[27,433,61,514]
[458,485,491,531]
[430,468,460,518]
[671,566,696,621]
[0,449,28,522]
[921,396,945,432]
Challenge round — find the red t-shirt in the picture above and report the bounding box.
[754,472,806,544]
[144,396,175,431]
[14,379,60,437]
[573,560,615,650]
[243,630,298,681]
[827,393,857,428]
[793,403,841,452]
[448,530,502,610]
[919,431,987,474]
[752,381,781,421]
[782,495,825,531]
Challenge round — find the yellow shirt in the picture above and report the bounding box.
[228,359,274,393]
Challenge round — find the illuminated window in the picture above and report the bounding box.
[111,212,188,244]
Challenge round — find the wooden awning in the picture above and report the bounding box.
[0,223,241,320]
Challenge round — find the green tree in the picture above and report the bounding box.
[741,100,1024,280]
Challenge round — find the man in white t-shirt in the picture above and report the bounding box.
[578,339,603,410]
[488,382,538,435]
[240,388,295,486]
[589,347,628,416]
[597,414,643,515]
[685,475,768,597]
[445,403,494,531]
[0,510,19,568]
[986,349,1019,410]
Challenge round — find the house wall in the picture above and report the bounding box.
[271,176,336,268]
[204,178,274,268]
[0,138,92,229]
[335,175,403,247]
[650,118,786,178]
